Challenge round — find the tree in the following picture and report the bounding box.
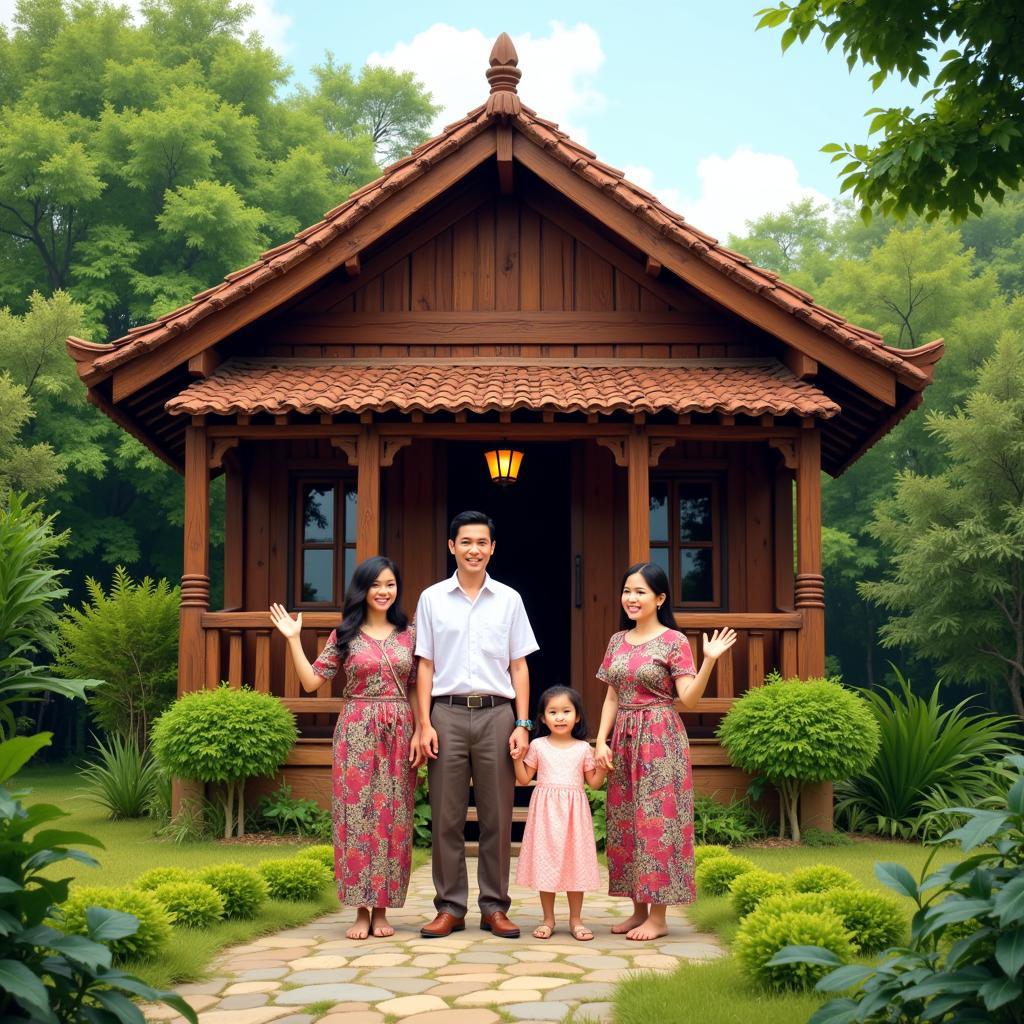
[757,0,1024,221]
[860,335,1024,717]
[0,372,62,494]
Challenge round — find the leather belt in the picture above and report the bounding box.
[434,694,512,708]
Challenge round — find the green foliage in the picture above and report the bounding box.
[774,754,1024,1023]
[258,857,333,902]
[0,371,63,493]
[0,492,98,738]
[694,845,732,865]
[197,863,268,919]
[824,887,906,954]
[758,891,833,919]
[586,781,606,852]
[696,853,755,896]
[78,732,161,819]
[801,827,854,848]
[694,793,769,846]
[56,567,179,746]
[256,783,329,837]
[836,670,1020,838]
[790,865,858,894]
[134,866,190,892]
[295,844,334,871]
[151,881,225,929]
[718,674,881,841]
[735,907,855,990]
[151,685,297,838]
[730,869,791,917]
[59,885,172,962]
[861,337,1024,718]
[413,764,432,849]
[757,1,1024,221]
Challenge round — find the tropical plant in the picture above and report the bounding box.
[77,732,161,819]
[770,753,1024,1022]
[0,493,98,738]
[718,673,881,841]
[258,857,333,901]
[58,886,173,962]
[790,865,858,894]
[55,567,179,747]
[730,869,791,917]
[696,853,756,896]
[151,685,297,838]
[835,670,1020,839]
[257,783,329,837]
[694,793,769,846]
[197,863,268,919]
[151,881,225,929]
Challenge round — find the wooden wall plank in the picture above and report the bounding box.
[575,243,614,311]
[520,206,541,311]
[434,227,453,312]
[382,260,409,312]
[411,239,435,311]
[452,214,476,311]
[495,198,520,311]
[476,201,495,311]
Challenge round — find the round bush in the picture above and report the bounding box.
[198,863,269,919]
[259,857,333,901]
[825,888,906,953]
[694,845,731,865]
[296,844,334,871]
[59,885,172,961]
[696,853,755,896]
[735,908,855,990]
[152,881,225,929]
[756,891,832,919]
[729,869,790,917]
[790,864,858,893]
[133,866,190,891]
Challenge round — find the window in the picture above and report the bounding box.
[293,479,358,607]
[649,477,724,608]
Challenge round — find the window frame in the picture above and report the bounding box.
[649,474,726,610]
[290,475,357,610]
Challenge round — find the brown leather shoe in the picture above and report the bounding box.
[480,910,520,938]
[420,912,466,938]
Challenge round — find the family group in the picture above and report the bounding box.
[269,510,736,945]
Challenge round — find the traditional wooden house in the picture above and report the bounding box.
[67,34,942,828]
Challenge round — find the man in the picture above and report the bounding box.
[414,510,539,938]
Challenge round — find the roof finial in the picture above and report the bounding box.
[485,32,522,117]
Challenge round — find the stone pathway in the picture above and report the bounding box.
[142,859,723,1024]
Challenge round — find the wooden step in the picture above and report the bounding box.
[465,806,529,823]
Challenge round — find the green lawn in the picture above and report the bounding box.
[614,840,969,1024]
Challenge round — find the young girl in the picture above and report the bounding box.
[514,686,607,941]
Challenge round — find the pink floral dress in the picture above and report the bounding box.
[598,628,697,905]
[312,625,416,908]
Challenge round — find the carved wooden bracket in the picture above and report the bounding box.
[381,436,412,467]
[596,436,628,467]
[208,437,239,470]
[648,437,677,467]
[330,437,359,466]
[768,438,798,470]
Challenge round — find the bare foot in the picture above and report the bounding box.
[611,911,647,935]
[346,908,371,940]
[570,921,594,941]
[626,918,669,941]
[533,921,555,939]
[370,910,395,938]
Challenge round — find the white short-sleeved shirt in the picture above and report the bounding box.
[414,572,539,698]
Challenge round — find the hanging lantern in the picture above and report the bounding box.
[484,447,524,485]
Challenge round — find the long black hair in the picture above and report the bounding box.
[534,685,588,740]
[618,561,678,632]
[335,556,409,660]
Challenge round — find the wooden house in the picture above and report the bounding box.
[67,34,943,828]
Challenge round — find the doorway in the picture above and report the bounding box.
[445,441,572,716]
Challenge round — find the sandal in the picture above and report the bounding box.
[532,923,554,940]
[571,923,594,941]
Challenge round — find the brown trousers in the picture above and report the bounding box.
[428,700,515,918]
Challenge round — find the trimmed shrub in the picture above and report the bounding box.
[824,888,906,953]
[59,885,172,961]
[296,844,334,871]
[729,869,790,917]
[199,863,269,919]
[134,866,190,891]
[694,845,731,865]
[259,857,333,901]
[696,853,755,895]
[790,864,858,893]
[735,908,855,989]
[756,891,832,919]
[152,880,225,929]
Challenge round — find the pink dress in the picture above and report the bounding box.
[598,629,697,905]
[312,626,417,908]
[515,737,601,893]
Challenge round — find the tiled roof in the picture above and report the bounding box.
[165,359,841,419]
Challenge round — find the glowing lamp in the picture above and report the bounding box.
[484,448,523,485]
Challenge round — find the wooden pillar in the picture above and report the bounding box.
[626,429,649,565]
[355,427,381,562]
[795,429,825,678]
[222,449,244,609]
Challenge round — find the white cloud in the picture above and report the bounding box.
[368,21,605,142]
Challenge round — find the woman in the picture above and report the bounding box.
[270,555,419,940]
[594,562,736,941]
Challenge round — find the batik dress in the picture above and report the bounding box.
[312,625,417,908]
[597,628,697,905]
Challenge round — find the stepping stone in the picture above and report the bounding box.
[287,955,348,970]
[565,955,629,970]
[412,954,450,967]
[632,954,678,969]
[283,969,358,984]
[188,1010,295,1024]
[253,937,311,949]
[513,951,558,962]
[500,977,571,991]
[177,981,229,996]
[318,1015,385,1024]
[235,969,289,981]
[223,983,281,995]
[506,1003,573,1021]
[401,1011,500,1024]
[657,941,723,959]
[454,990,542,1006]
[428,972,506,985]
[573,1002,616,1022]
[505,963,583,977]
[355,953,411,967]
[275,983,394,1005]
[428,981,496,998]
[377,994,449,1017]
[272,1017,314,1024]
[185,994,220,1012]
[542,983,615,1002]
[435,965,505,977]
[216,994,270,1009]
[360,966,429,978]
[580,969,637,982]
[458,952,515,965]
[360,978,436,994]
